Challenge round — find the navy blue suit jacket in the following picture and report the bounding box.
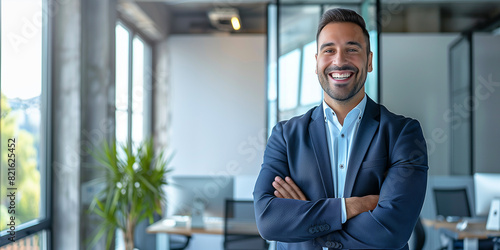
[253,97,428,249]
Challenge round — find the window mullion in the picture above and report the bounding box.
[127,32,134,148]
[296,46,304,107]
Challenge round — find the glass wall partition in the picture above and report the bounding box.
[448,15,500,175]
[267,0,380,135]
[449,36,472,176]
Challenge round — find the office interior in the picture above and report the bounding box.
[1,0,500,249]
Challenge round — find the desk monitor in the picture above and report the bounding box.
[165,175,234,219]
[434,188,471,221]
[474,173,500,216]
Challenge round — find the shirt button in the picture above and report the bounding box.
[340,164,344,169]
[341,134,344,138]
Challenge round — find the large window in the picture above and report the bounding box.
[0,0,50,248]
[115,22,152,146]
[114,21,153,249]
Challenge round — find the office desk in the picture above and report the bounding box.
[147,218,224,235]
[423,219,500,250]
[146,218,222,250]
[146,218,261,250]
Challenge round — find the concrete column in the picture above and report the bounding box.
[51,0,82,249]
[80,0,117,249]
[153,40,171,152]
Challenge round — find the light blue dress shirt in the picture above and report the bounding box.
[323,94,367,224]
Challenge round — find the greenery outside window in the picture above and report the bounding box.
[0,0,51,248]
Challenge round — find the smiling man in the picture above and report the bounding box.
[253,8,428,250]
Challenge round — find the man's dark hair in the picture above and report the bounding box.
[316,8,371,55]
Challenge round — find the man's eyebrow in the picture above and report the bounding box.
[347,41,363,49]
[319,41,363,51]
[319,42,335,51]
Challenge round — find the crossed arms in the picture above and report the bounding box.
[253,119,428,249]
[273,176,379,221]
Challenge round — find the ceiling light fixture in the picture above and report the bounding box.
[231,16,241,31]
[208,8,241,32]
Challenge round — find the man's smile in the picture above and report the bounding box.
[328,71,355,84]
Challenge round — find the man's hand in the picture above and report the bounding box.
[345,195,379,220]
[272,176,308,201]
[272,176,379,220]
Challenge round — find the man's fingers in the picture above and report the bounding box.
[276,176,301,200]
[272,180,292,199]
[273,179,298,199]
[273,176,300,200]
[274,190,284,198]
[272,176,308,201]
[284,177,307,201]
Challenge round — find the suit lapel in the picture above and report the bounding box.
[309,103,334,198]
[344,97,380,198]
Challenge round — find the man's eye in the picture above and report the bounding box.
[348,48,358,52]
[325,49,333,53]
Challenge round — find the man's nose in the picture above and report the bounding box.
[332,50,347,65]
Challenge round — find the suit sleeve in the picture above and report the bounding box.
[315,119,428,249]
[253,122,343,242]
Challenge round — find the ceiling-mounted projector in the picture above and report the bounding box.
[208,8,241,31]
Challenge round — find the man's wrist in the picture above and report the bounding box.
[345,197,357,220]
[345,195,379,220]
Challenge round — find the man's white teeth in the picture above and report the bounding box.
[331,73,352,80]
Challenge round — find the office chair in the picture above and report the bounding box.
[169,234,191,250]
[134,214,191,250]
[224,199,268,250]
[410,217,426,250]
[493,237,500,250]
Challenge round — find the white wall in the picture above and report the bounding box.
[381,33,459,176]
[473,33,500,174]
[169,35,266,181]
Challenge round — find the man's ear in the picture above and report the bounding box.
[367,51,373,73]
[315,53,318,74]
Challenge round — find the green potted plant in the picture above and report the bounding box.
[88,138,172,250]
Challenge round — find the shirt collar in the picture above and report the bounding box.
[323,94,367,124]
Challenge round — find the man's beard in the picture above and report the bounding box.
[318,63,367,102]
